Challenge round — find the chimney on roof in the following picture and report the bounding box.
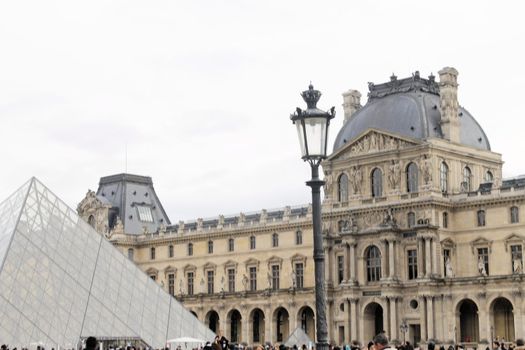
[342,89,362,124]
[438,67,460,143]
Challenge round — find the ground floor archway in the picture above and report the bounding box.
[458,299,479,343]
[249,308,265,344]
[273,307,290,343]
[363,302,383,342]
[491,297,514,341]
[227,309,242,343]
[297,306,315,341]
[205,310,220,333]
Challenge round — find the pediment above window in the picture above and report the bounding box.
[470,236,493,254]
[504,233,525,251]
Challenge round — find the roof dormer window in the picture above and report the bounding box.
[137,205,153,222]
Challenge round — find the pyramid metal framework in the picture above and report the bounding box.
[0,178,215,348]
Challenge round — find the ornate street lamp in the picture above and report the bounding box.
[400,321,409,344]
[290,84,335,350]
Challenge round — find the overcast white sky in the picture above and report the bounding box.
[1,0,524,222]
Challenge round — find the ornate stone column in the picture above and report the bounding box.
[426,296,434,339]
[425,238,432,278]
[265,305,272,344]
[417,238,424,279]
[389,297,398,340]
[388,240,396,278]
[432,238,439,277]
[513,290,524,338]
[381,240,388,279]
[350,298,358,342]
[349,243,357,283]
[242,311,249,343]
[419,296,427,341]
[477,292,489,342]
[343,299,350,344]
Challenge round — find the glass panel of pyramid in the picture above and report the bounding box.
[0,178,215,348]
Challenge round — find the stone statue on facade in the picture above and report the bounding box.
[445,257,454,277]
[242,274,248,291]
[388,160,401,189]
[267,272,272,289]
[478,256,487,276]
[179,279,184,295]
[323,170,333,199]
[421,155,433,185]
[291,269,297,289]
[112,216,124,234]
[349,166,362,194]
[220,276,225,293]
[200,277,205,294]
[513,258,523,274]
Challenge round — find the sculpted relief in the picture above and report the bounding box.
[342,131,415,158]
[349,166,363,194]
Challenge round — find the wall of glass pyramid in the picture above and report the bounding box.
[0,178,215,348]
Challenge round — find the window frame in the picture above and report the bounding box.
[271,264,280,291]
[150,247,156,260]
[188,242,193,256]
[477,210,486,227]
[407,249,418,280]
[440,162,449,193]
[511,206,520,224]
[168,244,174,258]
[228,238,235,252]
[406,162,419,193]
[371,168,383,198]
[295,262,304,289]
[272,233,279,248]
[208,240,214,254]
[338,173,349,202]
[477,247,490,275]
[295,230,303,245]
[366,245,382,282]
[250,235,256,250]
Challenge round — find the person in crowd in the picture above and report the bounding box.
[85,337,98,350]
[427,342,435,350]
[373,333,389,350]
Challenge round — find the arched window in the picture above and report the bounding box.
[371,168,383,198]
[406,162,419,193]
[188,243,193,256]
[407,212,416,228]
[440,162,449,193]
[477,210,486,227]
[168,244,174,258]
[150,247,156,260]
[511,206,520,224]
[228,238,235,252]
[485,171,494,183]
[250,235,256,250]
[366,246,382,282]
[442,212,448,228]
[272,233,279,248]
[208,240,214,254]
[463,167,472,192]
[338,173,349,202]
[295,230,303,245]
[127,248,134,261]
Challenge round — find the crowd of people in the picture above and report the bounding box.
[1,334,524,350]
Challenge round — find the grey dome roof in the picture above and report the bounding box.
[333,74,490,152]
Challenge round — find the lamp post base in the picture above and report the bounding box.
[316,341,330,350]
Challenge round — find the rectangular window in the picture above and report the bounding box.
[188,243,193,256]
[228,268,235,292]
[228,238,235,252]
[249,267,257,291]
[407,249,418,280]
[337,255,344,284]
[443,249,451,276]
[250,236,256,250]
[207,270,214,294]
[137,205,154,222]
[295,263,304,289]
[169,245,174,258]
[511,207,520,224]
[187,272,194,296]
[478,247,489,275]
[271,265,280,291]
[150,247,155,260]
[168,273,175,296]
[208,240,214,254]
[511,245,523,273]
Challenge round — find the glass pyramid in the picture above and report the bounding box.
[0,178,215,348]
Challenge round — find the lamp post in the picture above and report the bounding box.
[400,321,408,344]
[291,84,335,350]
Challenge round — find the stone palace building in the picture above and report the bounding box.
[78,67,525,347]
